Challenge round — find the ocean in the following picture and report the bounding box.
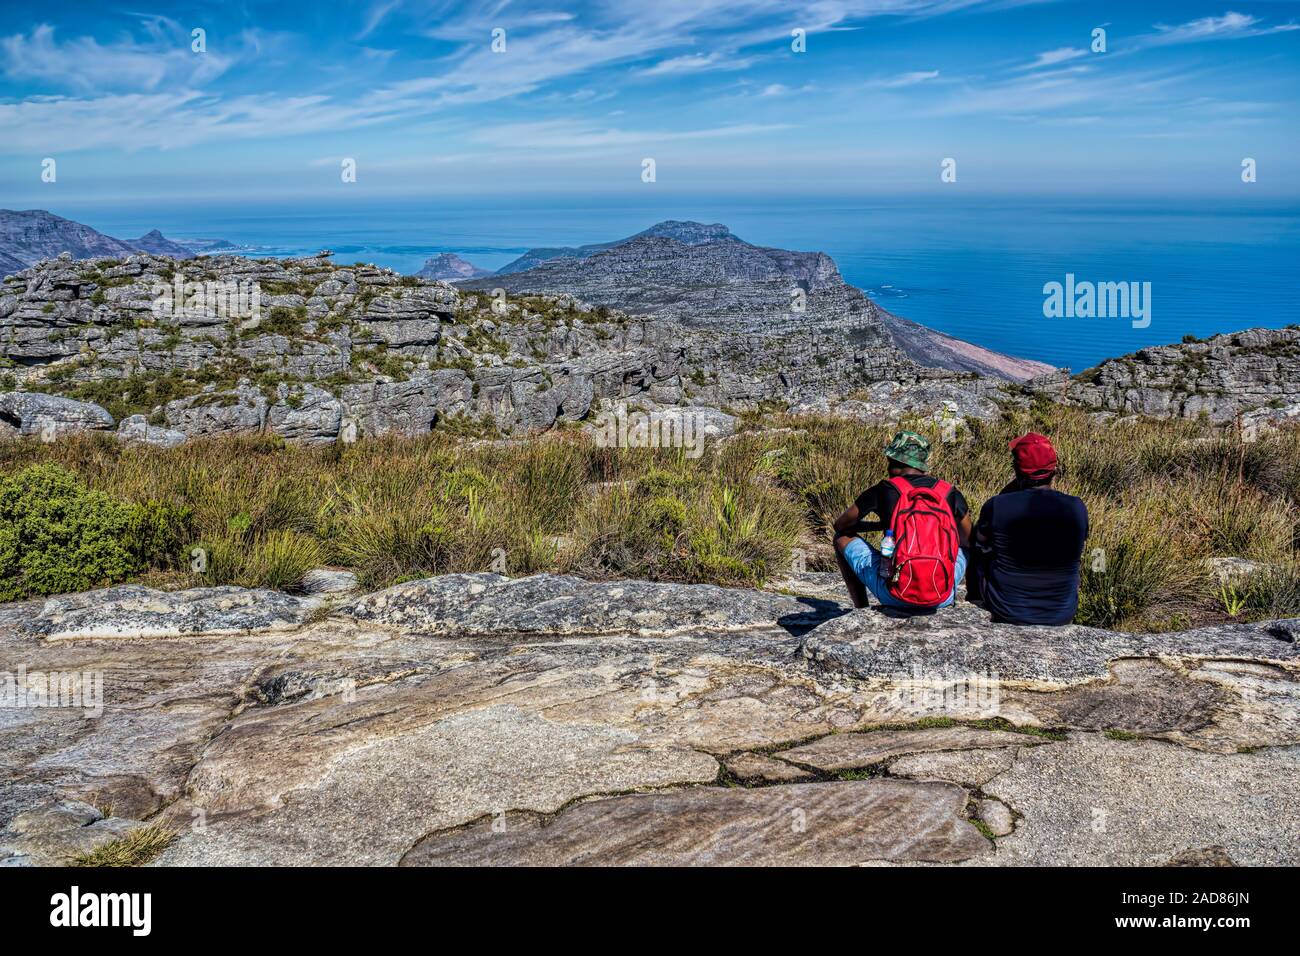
[49,194,1300,373]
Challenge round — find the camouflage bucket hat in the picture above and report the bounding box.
[883,430,931,471]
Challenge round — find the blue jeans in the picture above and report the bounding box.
[843,538,967,609]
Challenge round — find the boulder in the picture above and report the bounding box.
[268,383,343,444]
[26,584,321,639]
[116,414,187,448]
[0,391,114,437]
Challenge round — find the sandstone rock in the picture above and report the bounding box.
[980,734,1300,866]
[401,780,990,866]
[0,799,141,866]
[1031,327,1300,422]
[802,601,1300,686]
[1165,845,1236,867]
[268,383,343,444]
[2,569,1297,867]
[1206,556,1262,584]
[300,568,360,595]
[116,414,187,448]
[338,572,839,637]
[774,726,1042,772]
[0,391,114,437]
[26,585,320,639]
[725,752,815,783]
[164,384,267,437]
[978,798,1015,837]
[889,747,1021,787]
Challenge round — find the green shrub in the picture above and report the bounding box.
[126,499,193,570]
[0,464,140,600]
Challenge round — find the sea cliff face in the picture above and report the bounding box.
[461,221,1055,382]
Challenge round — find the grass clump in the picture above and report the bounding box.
[71,825,175,867]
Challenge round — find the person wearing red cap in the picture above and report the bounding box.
[968,432,1089,625]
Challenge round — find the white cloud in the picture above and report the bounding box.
[639,52,756,76]
[1018,47,1088,71]
[0,22,233,92]
[878,69,940,87]
[1147,11,1300,46]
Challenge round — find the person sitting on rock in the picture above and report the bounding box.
[832,430,971,611]
[968,433,1089,626]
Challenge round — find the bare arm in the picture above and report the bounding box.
[832,502,863,537]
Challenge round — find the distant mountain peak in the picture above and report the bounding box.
[0,209,227,275]
[416,252,492,281]
[636,221,733,244]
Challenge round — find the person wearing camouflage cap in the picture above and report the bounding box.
[831,429,972,610]
[882,430,932,471]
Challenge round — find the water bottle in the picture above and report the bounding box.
[880,530,896,581]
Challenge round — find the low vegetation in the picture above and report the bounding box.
[71,825,175,867]
[1,404,1298,631]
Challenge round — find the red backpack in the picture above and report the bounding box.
[886,476,959,607]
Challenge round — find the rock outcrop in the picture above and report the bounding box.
[463,223,1053,382]
[0,242,1006,444]
[1029,327,1300,425]
[2,572,1296,866]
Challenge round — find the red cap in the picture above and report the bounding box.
[1009,432,1058,478]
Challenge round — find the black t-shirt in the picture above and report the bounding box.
[854,475,969,530]
[975,487,1089,626]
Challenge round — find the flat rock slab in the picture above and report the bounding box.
[0,799,142,866]
[339,572,840,637]
[889,747,1021,787]
[402,779,990,866]
[803,603,1300,685]
[983,734,1300,866]
[725,752,815,783]
[775,726,1043,772]
[26,585,320,639]
[157,704,720,866]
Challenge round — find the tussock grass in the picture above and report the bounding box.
[71,825,175,867]
[5,404,1300,631]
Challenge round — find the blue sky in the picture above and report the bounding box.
[2,0,1299,200]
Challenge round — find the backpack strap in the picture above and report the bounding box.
[887,475,913,495]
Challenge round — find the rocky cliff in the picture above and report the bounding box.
[1,572,1295,866]
[462,222,1054,382]
[0,247,994,444]
[1028,327,1300,426]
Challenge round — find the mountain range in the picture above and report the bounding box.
[0,209,211,275]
